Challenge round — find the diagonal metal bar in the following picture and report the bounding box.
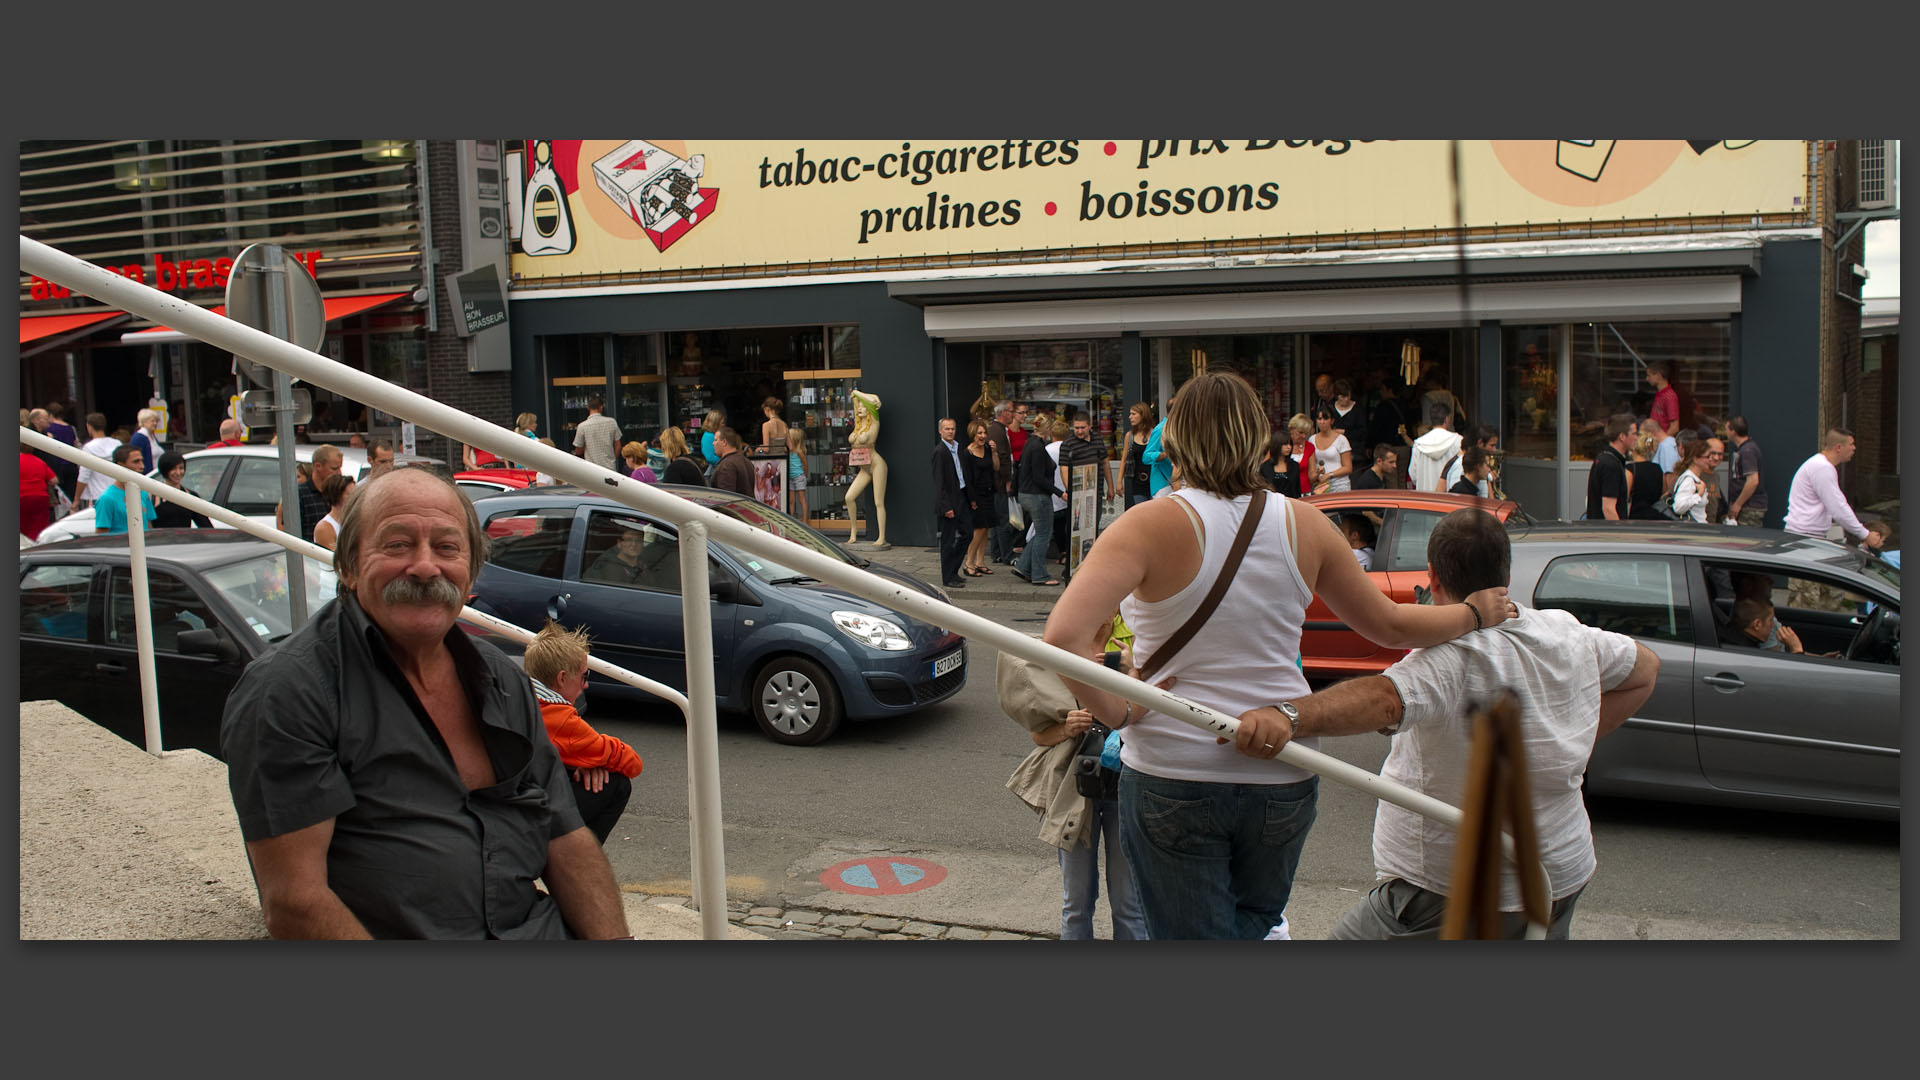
[23,232,1554,927]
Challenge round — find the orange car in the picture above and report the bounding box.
[1298,489,1519,679]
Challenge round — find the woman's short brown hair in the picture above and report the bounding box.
[657,426,688,459]
[321,473,355,508]
[1162,371,1268,498]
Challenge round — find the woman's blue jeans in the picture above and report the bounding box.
[1117,765,1319,940]
[1058,797,1148,940]
[1017,493,1054,582]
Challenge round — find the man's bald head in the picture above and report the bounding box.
[333,468,488,585]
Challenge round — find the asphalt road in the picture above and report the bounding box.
[585,622,1900,941]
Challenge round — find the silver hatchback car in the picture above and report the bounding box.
[1503,523,1899,820]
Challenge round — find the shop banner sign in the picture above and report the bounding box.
[508,140,1810,284]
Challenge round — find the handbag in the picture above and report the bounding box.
[1007,496,1025,532]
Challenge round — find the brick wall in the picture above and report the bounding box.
[420,140,514,468]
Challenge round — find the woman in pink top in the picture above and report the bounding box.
[1041,370,1516,939]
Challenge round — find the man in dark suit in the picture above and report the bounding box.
[986,400,1017,565]
[930,417,970,588]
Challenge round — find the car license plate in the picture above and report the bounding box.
[931,649,963,679]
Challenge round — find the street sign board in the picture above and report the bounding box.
[237,388,312,427]
[225,243,326,387]
[445,264,508,338]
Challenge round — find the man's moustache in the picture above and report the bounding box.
[381,576,463,610]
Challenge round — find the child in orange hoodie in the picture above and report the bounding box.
[522,621,644,845]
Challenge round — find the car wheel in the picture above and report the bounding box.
[751,655,842,746]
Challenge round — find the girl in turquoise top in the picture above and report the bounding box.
[785,427,807,518]
[700,409,724,465]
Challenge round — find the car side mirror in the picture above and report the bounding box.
[178,628,237,661]
[710,578,739,604]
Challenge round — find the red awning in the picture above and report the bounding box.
[20,310,128,345]
[116,292,412,344]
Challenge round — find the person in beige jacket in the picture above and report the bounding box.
[999,643,1147,940]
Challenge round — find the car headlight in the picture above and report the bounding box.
[832,611,913,651]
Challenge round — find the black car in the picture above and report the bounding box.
[17,531,343,757]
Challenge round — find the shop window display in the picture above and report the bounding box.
[1154,334,1298,438]
[983,339,1126,459]
[1502,321,1731,463]
[615,334,667,442]
[787,370,865,528]
[543,334,609,448]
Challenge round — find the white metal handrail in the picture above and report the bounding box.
[22,232,1547,938]
[22,427,695,712]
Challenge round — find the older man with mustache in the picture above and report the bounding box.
[220,468,631,939]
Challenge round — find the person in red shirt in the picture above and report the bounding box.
[1007,402,1030,464]
[1645,361,1680,440]
[204,418,248,448]
[19,452,60,540]
[521,622,644,845]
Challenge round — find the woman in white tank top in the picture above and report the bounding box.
[1042,371,1516,940]
[1308,404,1353,493]
[313,474,355,551]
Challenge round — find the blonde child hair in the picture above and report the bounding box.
[522,620,592,688]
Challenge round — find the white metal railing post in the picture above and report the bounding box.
[122,476,164,755]
[677,520,728,939]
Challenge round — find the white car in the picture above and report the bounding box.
[31,443,445,546]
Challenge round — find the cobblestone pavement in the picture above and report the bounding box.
[627,894,1047,941]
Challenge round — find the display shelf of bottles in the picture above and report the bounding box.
[786,372,864,530]
[670,380,717,439]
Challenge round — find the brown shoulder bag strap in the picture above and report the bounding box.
[1137,490,1267,682]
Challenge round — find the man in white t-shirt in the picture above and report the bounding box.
[75,411,123,508]
[1231,507,1659,939]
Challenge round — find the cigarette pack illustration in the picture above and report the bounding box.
[591,140,720,252]
[1556,140,1616,181]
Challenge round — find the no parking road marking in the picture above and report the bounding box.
[819,856,948,896]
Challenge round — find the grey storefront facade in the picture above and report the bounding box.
[507,230,1828,546]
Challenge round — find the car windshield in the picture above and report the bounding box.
[202,552,339,641]
[1853,549,1901,595]
[704,499,856,584]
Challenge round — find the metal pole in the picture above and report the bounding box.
[259,247,308,629]
[677,520,729,940]
[1557,324,1573,521]
[123,476,163,756]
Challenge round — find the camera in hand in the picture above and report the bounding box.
[1072,717,1120,801]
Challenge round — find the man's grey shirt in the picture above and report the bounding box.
[221,591,585,939]
[572,412,624,472]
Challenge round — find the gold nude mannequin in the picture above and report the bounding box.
[844,388,889,549]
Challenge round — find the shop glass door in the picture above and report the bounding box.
[544,334,609,451]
